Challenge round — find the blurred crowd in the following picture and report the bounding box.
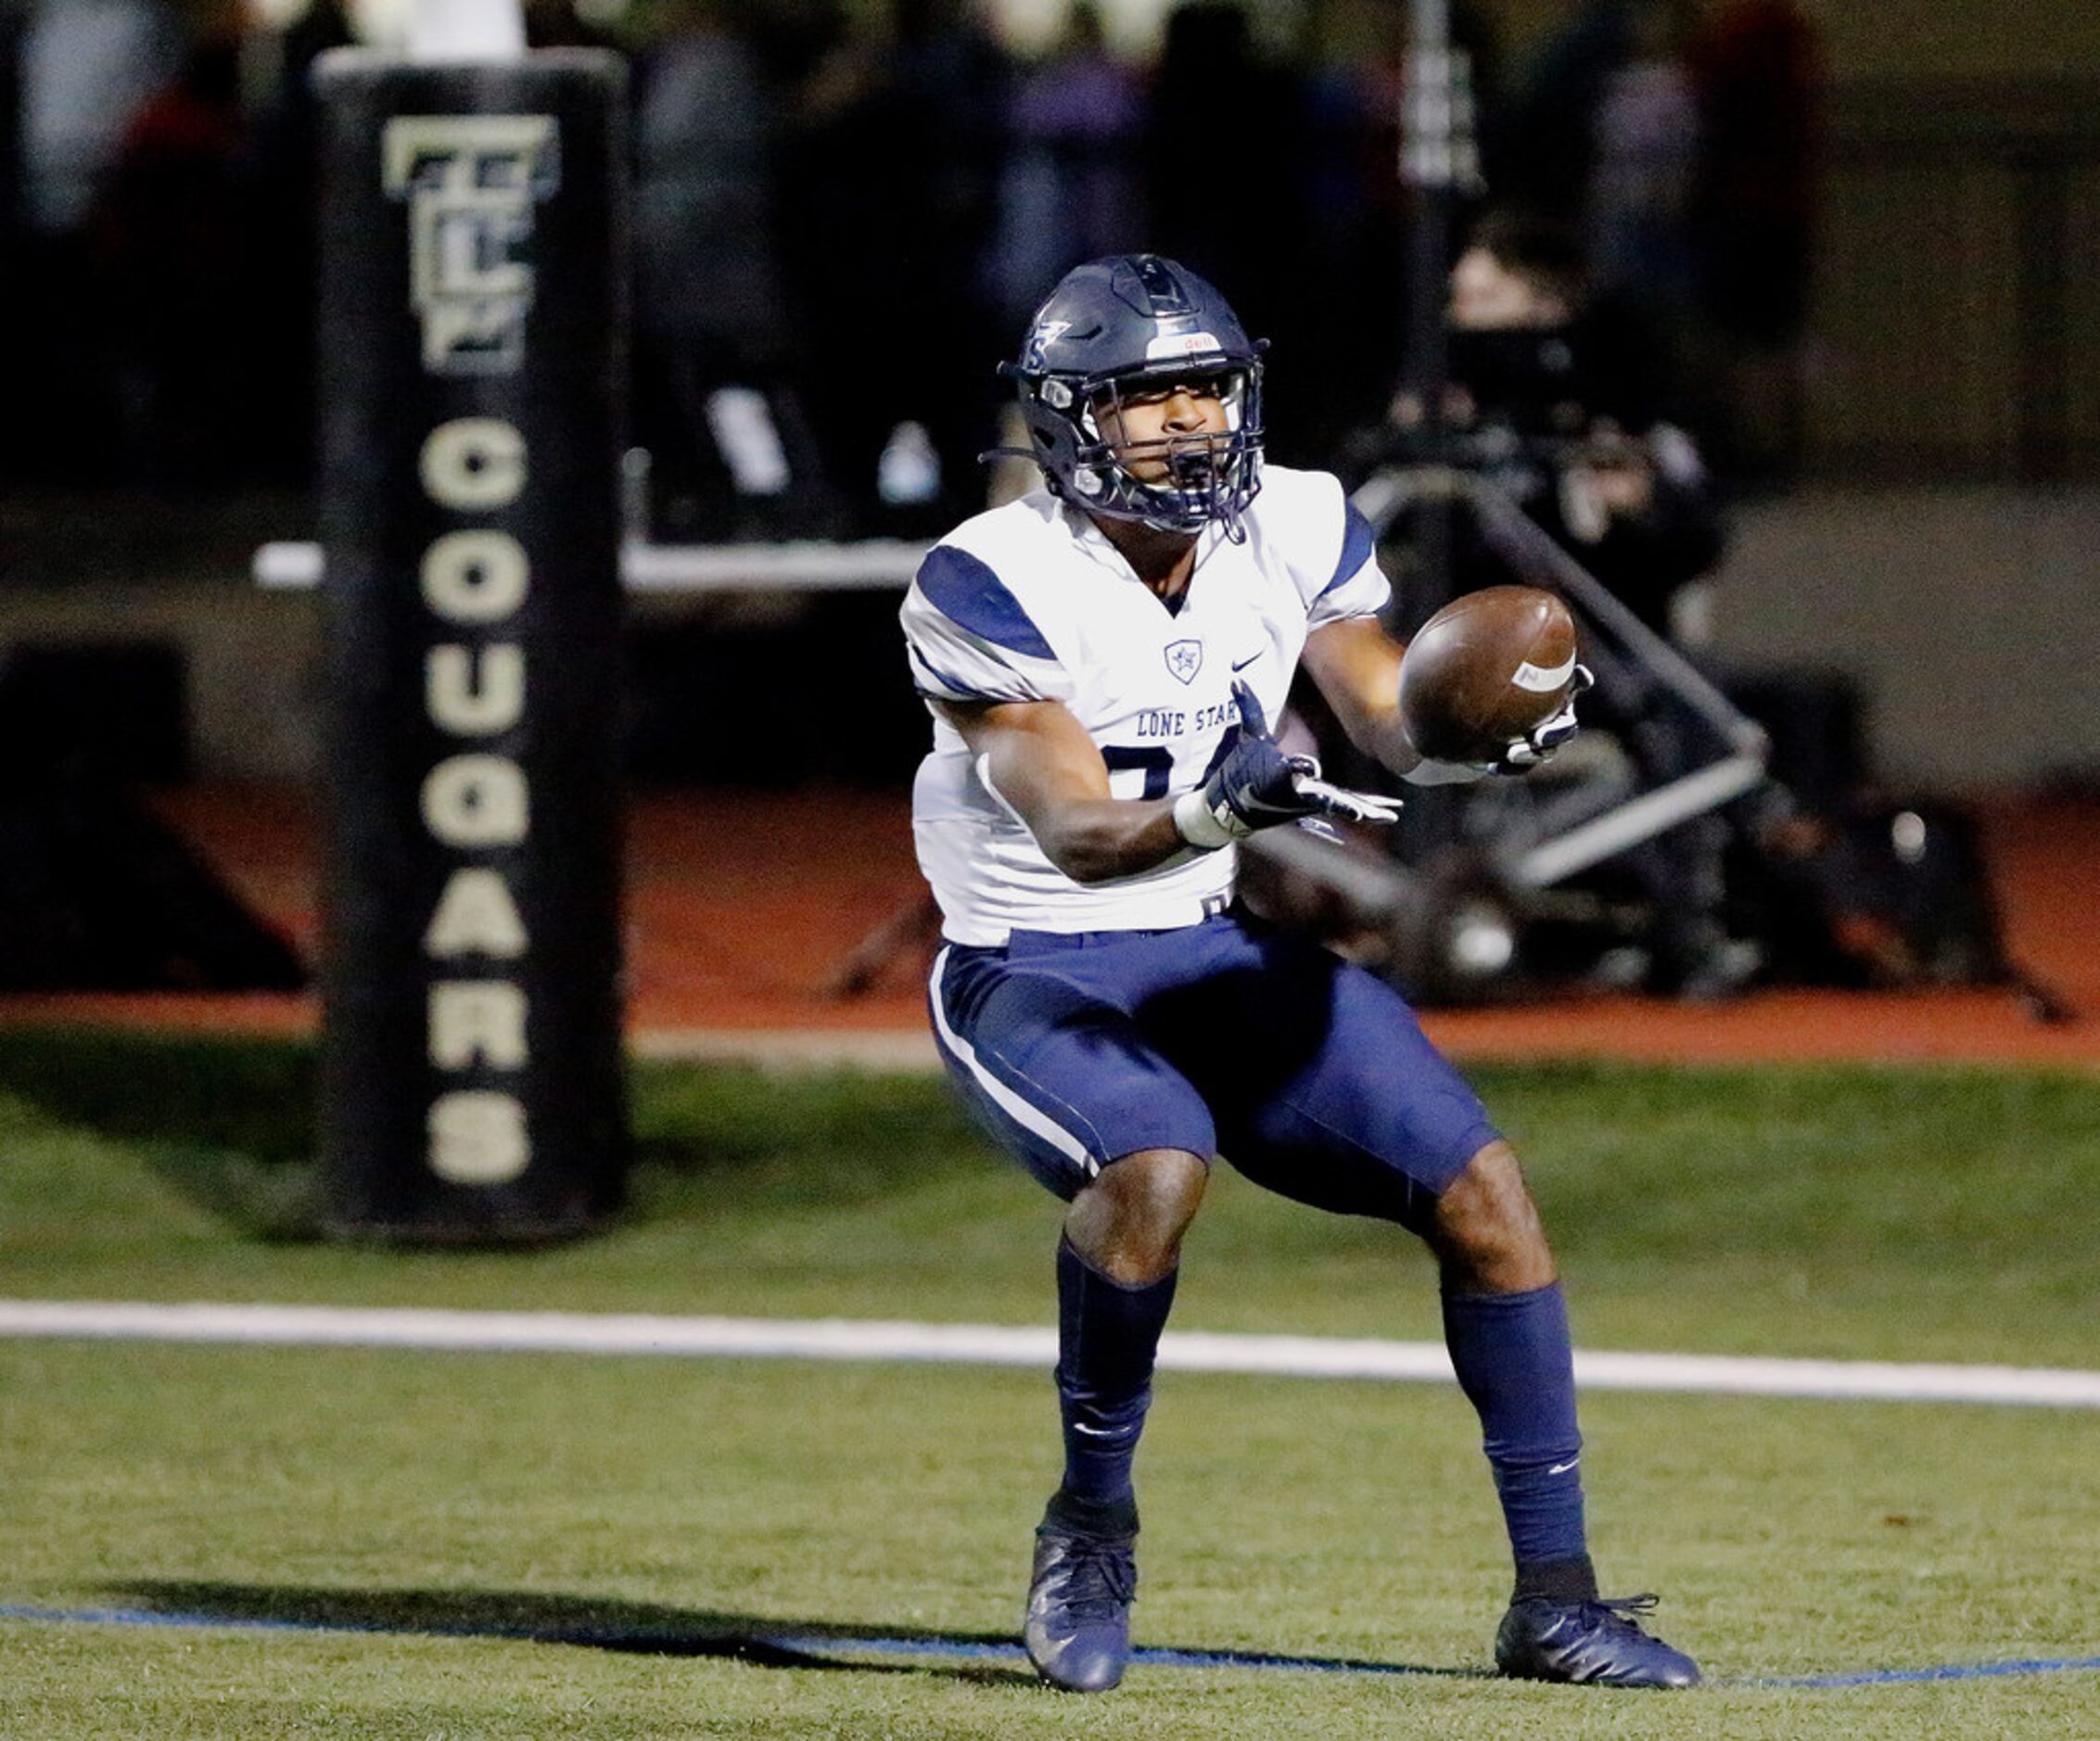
[0,0,1819,530]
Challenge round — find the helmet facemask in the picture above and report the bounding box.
[1059,362,1265,540]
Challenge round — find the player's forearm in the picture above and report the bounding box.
[1338,698,1426,781]
[950,699,1200,883]
[1302,618,1425,779]
[1025,796,1190,884]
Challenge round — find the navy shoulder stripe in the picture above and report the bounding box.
[1317,502,1377,599]
[916,545,1055,660]
[907,642,1000,703]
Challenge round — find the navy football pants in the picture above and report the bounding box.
[929,911,1499,1229]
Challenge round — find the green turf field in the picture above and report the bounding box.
[2,1029,2097,1737]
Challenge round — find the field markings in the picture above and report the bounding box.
[5,1298,2100,1409]
[2,1601,2098,1690]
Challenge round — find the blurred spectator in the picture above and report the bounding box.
[1586,1,1701,333]
[630,0,831,539]
[1493,0,1634,222]
[778,0,1009,535]
[737,0,846,95]
[1296,0,1408,460]
[89,0,256,489]
[988,2,1145,330]
[17,0,179,235]
[1685,0,1821,476]
[1495,0,1703,324]
[242,0,355,488]
[522,0,617,48]
[1144,2,1313,455]
[8,0,182,480]
[0,0,24,242]
[1686,0,1818,347]
[1295,0,1503,461]
[0,0,1818,525]
[0,1,27,403]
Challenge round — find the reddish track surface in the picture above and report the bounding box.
[2,785,2093,1069]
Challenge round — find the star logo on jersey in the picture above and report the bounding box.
[1164,640,1203,684]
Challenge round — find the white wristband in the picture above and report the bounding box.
[1173,788,1239,850]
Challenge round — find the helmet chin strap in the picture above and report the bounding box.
[1165,442,1254,541]
[1075,438,1258,542]
[1165,446,1214,485]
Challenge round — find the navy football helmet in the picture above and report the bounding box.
[1002,254,1266,539]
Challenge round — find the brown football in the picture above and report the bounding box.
[1397,585,1580,763]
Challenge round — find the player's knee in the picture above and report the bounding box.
[1431,1139,1556,1292]
[1065,1148,1208,1285]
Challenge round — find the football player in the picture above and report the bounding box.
[900,253,1696,1694]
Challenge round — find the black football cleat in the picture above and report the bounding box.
[1022,1515,1138,1692]
[1495,1592,1701,1688]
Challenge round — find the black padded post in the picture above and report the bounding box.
[314,50,629,1241]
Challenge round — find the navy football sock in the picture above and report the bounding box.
[1442,1281,1593,1583]
[1053,1238,1177,1519]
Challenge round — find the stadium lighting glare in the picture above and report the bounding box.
[1446,903,1517,977]
[404,0,526,60]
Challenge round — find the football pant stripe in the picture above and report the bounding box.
[927,946,1099,1176]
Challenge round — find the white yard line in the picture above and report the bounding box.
[4,1299,2098,1408]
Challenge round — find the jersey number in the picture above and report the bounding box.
[1100,744,1176,800]
[1101,734,1236,801]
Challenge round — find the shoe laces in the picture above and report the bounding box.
[1585,1593,1661,1633]
[1054,1535,1136,1618]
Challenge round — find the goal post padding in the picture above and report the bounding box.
[314,50,629,1242]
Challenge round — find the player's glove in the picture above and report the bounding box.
[1492,662,1592,772]
[1173,681,1402,850]
[1404,664,1594,784]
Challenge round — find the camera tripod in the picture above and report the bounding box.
[1245,453,1773,1001]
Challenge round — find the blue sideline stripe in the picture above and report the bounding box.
[1752,1656,2100,1689]
[1317,502,1377,600]
[6,1603,2099,1688]
[1,1603,404,1639]
[771,1633,1454,1679]
[914,546,1055,659]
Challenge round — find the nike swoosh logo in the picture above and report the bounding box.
[1547,1457,1581,1476]
[1231,650,1265,671]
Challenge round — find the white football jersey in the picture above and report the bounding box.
[901,465,1391,945]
